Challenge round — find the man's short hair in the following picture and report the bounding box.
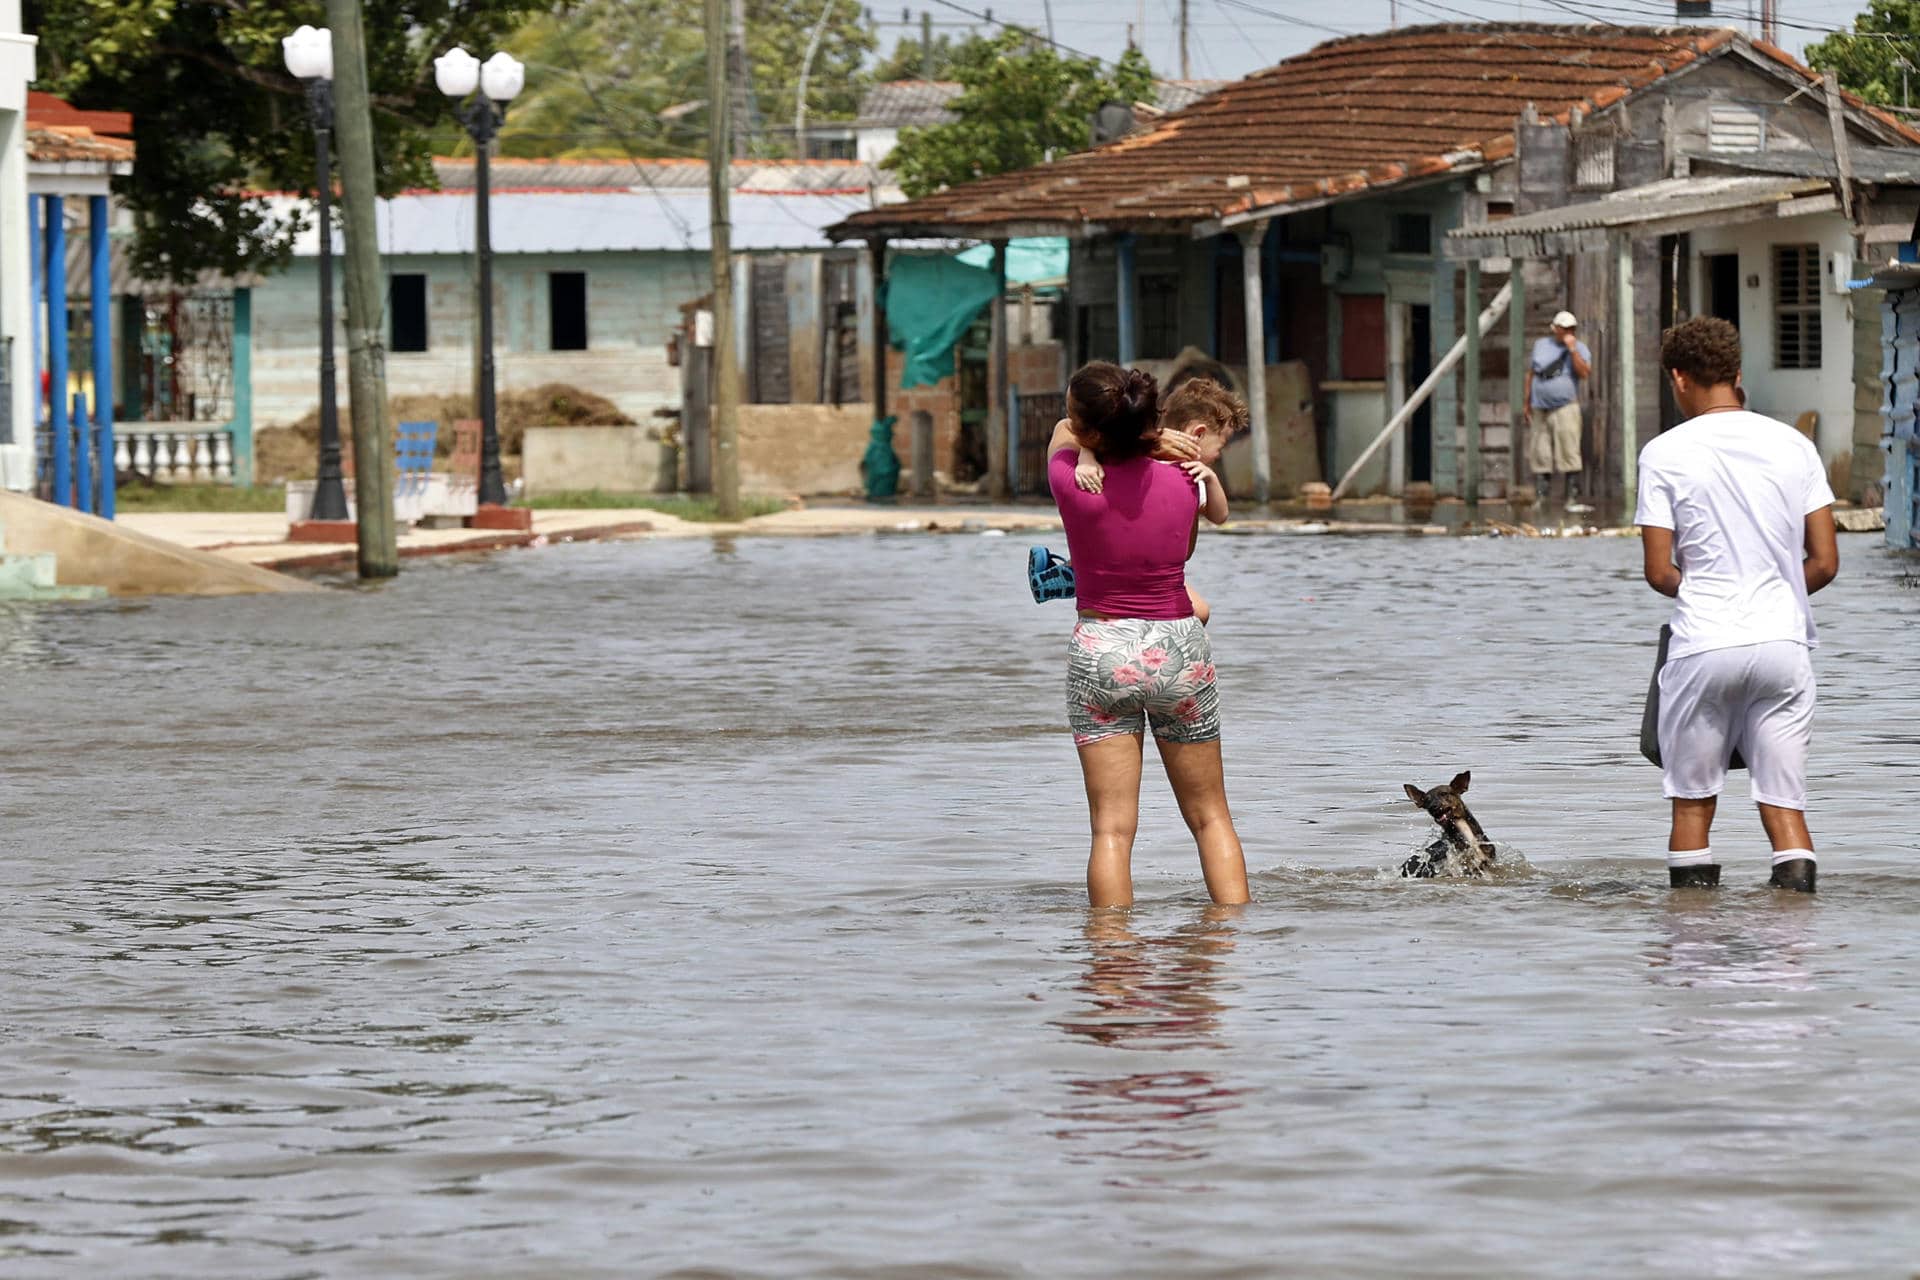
[1661,316,1742,387]
[1161,377,1249,437]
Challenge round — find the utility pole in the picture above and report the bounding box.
[1179,0,1189,78]
[729,0,753,160]
[921,10,933,79]
[325,0,397,578]
[1760,0,1776,44]
[708,0,741,520]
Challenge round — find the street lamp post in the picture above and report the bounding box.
[283,24,350,523]
[436,47,524,510]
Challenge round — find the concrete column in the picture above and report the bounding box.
[1615,232,1637,511]
[1506,258,1526,504]
[0,102,32,489]
[1115,232,1137,365]
[1385,299,1408,497]
[1237,221,1272,504]
[89,195,113,517]
[1463,257,1482,517]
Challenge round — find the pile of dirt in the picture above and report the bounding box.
[255,383,635,483]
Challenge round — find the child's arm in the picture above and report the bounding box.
[1074,447,1105,494]
[1186,583,1211,626]
[1183,461,1229,524]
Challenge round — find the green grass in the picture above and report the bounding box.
[515,491,787,521]
[112,483,288,513]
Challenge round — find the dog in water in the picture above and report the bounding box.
[1400,771,1497,878]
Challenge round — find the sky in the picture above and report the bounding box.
[872,0,1881,83]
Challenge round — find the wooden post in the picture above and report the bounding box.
[1237,222,1272,504]
[988,239,1010,500]
[1463,257,1482,517]
[707,0,740,519]
[1115,233,1137,365]
[326,0,399,577]
[868,237,888,425]
[1385,299,1408,497]
[1615,232,1637,512]
[1506,258,1526,504]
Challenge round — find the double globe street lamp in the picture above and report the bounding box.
[282,24,350,523]
[434,47,525,510]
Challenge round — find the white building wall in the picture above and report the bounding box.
[0,0,35,490]
[1689,210,1857,484]
[856,126,900,166]
[249,250,697,429]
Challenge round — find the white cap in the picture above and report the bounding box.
[1552,310,1578,329]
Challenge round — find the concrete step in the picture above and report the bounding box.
[0,524,107,602]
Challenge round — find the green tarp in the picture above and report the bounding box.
[955,237,1069,285]
[884,238,1071,391]
[884,254,1002,390]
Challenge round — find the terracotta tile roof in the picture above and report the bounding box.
[26,125,135,166]
[25,91,136,168]
[831,23,1920,239]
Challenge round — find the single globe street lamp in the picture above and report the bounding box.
[282,24,350,523]
[436,46,525,510]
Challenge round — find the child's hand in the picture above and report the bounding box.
[1181,460,1219,490]
[1075,458,1105,493]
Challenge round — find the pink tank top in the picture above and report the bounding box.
[1048,447,1196,619]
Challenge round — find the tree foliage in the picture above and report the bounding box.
[1807,4,1920,106]
[27,0,543,283]
[884,35,1158,198]
[872,32,967,82]
[495,0,874,160]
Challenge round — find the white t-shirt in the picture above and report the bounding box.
[1634,410,1835,661]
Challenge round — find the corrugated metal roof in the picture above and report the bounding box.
[1447,174,1828,245]
[830,23,1920,240]
[278,188,873,256]
[854,81,961,128]
[1699,144,1920,184]
[428,156,882,194]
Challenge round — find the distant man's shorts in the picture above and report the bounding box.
[1657,641,1815,809]
[1066,616,1220,746]
[1528,403,1584,474]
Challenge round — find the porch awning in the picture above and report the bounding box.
[1443,175,1836,259]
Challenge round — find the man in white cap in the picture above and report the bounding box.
[1525,310,1594,511]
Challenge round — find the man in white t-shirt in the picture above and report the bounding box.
[1635,317,1840,893]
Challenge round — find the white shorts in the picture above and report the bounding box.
[1658,641,1814,809]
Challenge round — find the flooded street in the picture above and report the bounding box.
[3,530,1919,1278]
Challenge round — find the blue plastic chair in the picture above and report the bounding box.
[395,421,438,500]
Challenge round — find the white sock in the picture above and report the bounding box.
[1772,848,1816,866]
[1668,847,1715,868]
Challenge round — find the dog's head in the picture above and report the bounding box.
[1404,771,1474,827]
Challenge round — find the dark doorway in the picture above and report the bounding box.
[1705,254,1740,330]
[1409,304,1433,484]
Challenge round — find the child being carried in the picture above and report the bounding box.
[1028,377,1249,624]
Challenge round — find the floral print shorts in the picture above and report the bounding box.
[1066,615,1221,746]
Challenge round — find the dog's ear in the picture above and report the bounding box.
[1404,784,1427,806]
[1450,771,1471,794]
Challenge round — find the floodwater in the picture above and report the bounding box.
[3,531,1920,1278]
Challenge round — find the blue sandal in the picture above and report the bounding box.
[1028,546,1075,603]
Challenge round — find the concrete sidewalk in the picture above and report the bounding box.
[115,502,1470,573]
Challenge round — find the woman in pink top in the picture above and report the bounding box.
[1048,362,1250,908]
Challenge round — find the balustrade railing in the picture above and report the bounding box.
[116,427,235,485]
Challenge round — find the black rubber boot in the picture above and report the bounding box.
[1769,858,1817,893]
[1669,864,1721,888]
